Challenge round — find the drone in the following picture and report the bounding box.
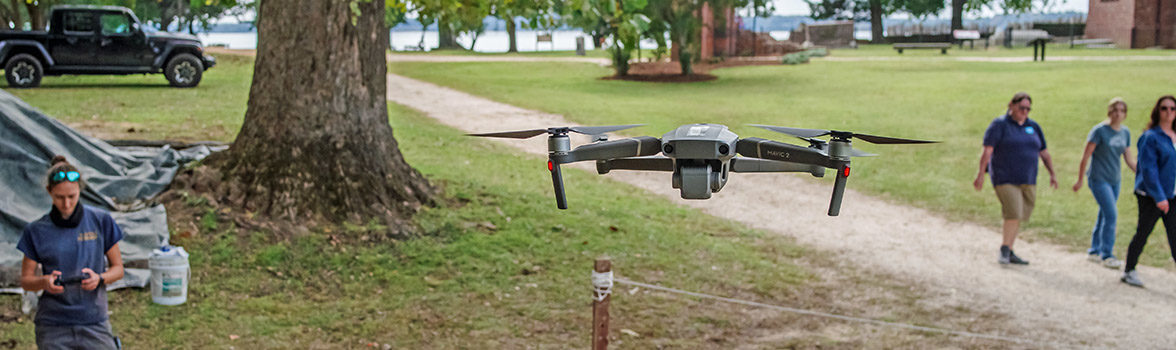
[468,124,935,216]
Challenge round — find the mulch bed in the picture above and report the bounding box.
[603,58,784,83]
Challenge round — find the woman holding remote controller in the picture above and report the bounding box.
[18,155,124,350]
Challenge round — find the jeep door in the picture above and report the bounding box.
[48,10,97,66]
[95,11,152,68]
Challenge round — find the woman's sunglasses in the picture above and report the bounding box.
[1161,106,1176,112]
[51,171,80,182]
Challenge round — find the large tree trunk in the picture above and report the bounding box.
[506,17,518,53]
[437,16,462,49]
[869,0,884,44]
[214,0,434,234]
[951,0,964,31]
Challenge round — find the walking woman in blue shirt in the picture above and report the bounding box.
[973,92,1058,265]
[18,155,124,349]
[1072,98,1136,269]
[1122,95,1176,287]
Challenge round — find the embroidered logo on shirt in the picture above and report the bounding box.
[1024,126,1035,134]
[77,232,98,242]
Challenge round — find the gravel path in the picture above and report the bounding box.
[388,71,1176,348]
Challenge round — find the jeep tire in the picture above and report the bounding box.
[5,53,43,88]
[165,53,203,88]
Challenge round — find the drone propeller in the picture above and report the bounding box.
[750,124,937,144]
[467,124,644,139]
[798,137,876,157]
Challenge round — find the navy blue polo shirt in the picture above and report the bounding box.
[17,204,123,326]
[983,114,1047,185]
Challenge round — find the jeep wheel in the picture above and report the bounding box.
[5,54,43,88]
[165,53,203,88]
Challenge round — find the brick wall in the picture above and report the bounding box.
[1086,0,1137,47]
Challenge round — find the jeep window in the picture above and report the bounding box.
[100,13,131,36]
[62,12,94,34]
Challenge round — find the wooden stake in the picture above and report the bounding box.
[592,259,611,350]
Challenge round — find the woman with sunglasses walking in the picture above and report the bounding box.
[1072,98,1136,269]
[974,92,1058,265]
[1121,95,1176,287]
[18,155,124,349]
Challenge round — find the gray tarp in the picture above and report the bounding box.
[0,88,215,288]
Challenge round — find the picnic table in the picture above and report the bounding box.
[893,42,951,54]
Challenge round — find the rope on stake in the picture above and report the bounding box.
[591,270,613,302]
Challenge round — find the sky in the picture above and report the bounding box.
[771,0,1088,17]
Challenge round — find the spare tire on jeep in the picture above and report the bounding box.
[165,53,203,88]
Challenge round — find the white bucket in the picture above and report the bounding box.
[149,246,190,306]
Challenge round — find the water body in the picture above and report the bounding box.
[199,30,807,52]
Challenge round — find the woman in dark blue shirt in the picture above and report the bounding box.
[1122,95,1176,287]
[18,155,124,349]
[973,92,1058,265]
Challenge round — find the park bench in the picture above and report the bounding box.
[893,42,951,54]
[536,32,554,51]
[1072,38,1113,48]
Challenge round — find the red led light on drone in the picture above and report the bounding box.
[548,160,554,171]
[842,166,851,177]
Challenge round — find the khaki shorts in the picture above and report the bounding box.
[995,184,1036,221]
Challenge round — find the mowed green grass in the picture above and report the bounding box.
[6,54,253,142]
[836,43,1176,57]
[1,52,994,348]
[388,55,1176,267]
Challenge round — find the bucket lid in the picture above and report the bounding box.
[150,245,189,259]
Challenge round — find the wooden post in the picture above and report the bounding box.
[592,259,611,350]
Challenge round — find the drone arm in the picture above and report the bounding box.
[596,157,675,174]
[828,164,849,216]
[735,138,839,169]
[558,136,662,164]
[730,158,824,176]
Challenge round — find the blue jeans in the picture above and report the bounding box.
[1088,180,1120,259]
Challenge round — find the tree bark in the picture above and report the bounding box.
[213,0,435,234]
[869,0,884,43]
[951,0,964,31]
[437,16,462,49]
[506,16,518,53]
[24,1,43,31]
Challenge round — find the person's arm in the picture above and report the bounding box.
[20,256,63,294]
[1040,148,1058,189]
[974,146,994,191]
[1073,142,1096,192]
[81,243,123,291]
[1125,147,1138,173]
[1138,135,1167,212]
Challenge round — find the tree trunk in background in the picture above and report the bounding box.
[437,16,462,49]
[951,0,964,31]
[24,1,42,31]
[592,32,604,49]
[869,0,884,43]
[213,0,435,234]
[506,17,518,53]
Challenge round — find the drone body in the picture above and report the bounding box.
[469,123,933,216]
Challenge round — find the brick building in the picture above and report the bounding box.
[1086,0,1176,48]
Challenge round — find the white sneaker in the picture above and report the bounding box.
[1088,253,1102,263]
[1103,257,1123,269]
[1121,270,1145,287]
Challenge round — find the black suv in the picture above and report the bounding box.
[0,5,216,88]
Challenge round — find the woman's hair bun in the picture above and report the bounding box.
[50,155,68,166]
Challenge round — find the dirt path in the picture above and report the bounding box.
[388,72,1176,348]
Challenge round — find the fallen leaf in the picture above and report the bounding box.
[620,329,640,337]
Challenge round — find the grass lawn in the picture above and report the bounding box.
[387,54,1176,268]
[391,48,662,60]
[0,52,1006,348]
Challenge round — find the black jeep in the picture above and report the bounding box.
[0,5,216,88]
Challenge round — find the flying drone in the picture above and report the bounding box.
[468,124,935,216]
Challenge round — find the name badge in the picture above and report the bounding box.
[1024,126,1035,134]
